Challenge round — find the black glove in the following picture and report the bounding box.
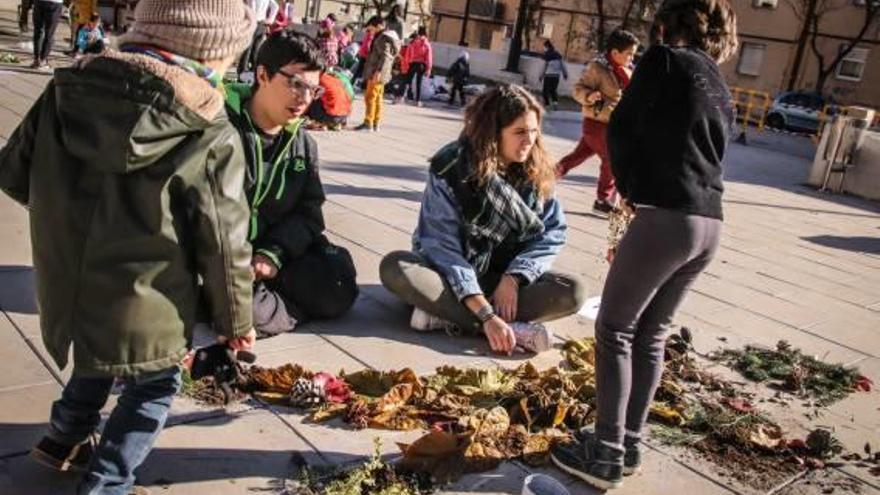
[190,344,257,404]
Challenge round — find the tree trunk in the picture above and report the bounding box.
[621,0,637,30]
[787,0,818,91]
[596,0,606,52]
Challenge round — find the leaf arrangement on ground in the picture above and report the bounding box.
[181,334,873,489]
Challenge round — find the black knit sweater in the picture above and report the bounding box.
[607,45,734,220]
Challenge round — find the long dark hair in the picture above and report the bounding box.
[461,85,555,199]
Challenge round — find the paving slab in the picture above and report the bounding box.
[135,409,320,494]
[0,9,879,492]
[0,381,60,457]
[0,454,80,495]
[0,313,56,390]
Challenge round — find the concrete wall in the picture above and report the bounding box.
[429,41,587,97]
[843,130,880,201]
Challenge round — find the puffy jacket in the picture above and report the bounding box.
[573,56,631,123]
[407,36,432,74]
[363,29,401,84]
[399,43,412,75]
[0,51,254,376]
[316,70,353,117]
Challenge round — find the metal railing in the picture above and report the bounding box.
[730,87,771,131]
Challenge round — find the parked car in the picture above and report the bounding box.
[766,91,836,133]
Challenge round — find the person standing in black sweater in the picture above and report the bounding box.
[551,0,738,490]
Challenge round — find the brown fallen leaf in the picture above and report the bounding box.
[749,424,784,450]
[309,402,348,422]
[398,430,472,483]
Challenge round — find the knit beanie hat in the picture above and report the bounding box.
[119,0,256,61]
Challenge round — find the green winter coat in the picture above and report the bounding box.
[0,51,254,377]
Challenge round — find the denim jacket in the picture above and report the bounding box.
[413,174,567,301]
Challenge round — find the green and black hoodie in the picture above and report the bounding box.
[226,83,327,271]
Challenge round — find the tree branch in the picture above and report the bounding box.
[812,1,879,91]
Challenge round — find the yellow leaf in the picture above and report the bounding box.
[552,403,570,427]
[309,402,348,422]
[649,402,687,426]
[252,391,290,405]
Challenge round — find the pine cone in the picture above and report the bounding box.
[289,377,326,407]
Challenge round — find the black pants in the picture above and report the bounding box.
[253,240,359,336]
[449,82,466,106]
[542,74,561,106]
[19,0,33,30]
[33,0,62,62]
[237,22,267,75]
[352,55,367,86]
[307,100,347,126]
[407,62,427,103]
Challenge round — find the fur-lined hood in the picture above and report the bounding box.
[51,50,229,174]
[74,49,225,120]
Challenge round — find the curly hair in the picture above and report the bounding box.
[461,84,556,199]
[653,0,738,63]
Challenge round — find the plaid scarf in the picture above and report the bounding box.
[120,44,224,89]
[429,140,545,275]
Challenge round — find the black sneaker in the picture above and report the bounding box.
[353,123,372,131]
[30,434,98,473]
[623,435,642,475]
[574,429,642,475]
[592,200,614,216]
[550,437,624,490]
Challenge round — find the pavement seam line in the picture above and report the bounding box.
[0,309,65,386]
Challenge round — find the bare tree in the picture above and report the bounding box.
[786,0,879,93]
[620,0,639,30]
[595,0,607,51]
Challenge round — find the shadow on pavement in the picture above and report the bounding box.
[324,182,423,203]
[0,265,37,314]
[802,235,880,254]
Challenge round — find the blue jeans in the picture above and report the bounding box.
[48,367,182,495]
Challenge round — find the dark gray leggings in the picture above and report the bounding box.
[594,208,721,446]
[380,251,587,334]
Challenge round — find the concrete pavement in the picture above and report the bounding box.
[0,5,878,494]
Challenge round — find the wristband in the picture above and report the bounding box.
[476,304,496,323]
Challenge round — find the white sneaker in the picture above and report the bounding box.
[410,307,454,332]
[510,322,552,353]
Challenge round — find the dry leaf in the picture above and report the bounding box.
[375,383,416,414]
[247,364,312,393]
[749,424,784,450]
[344,368,422,397]
[649,403,687,426]
[398,430,472,483]
[252,391,290,405]
[552,403,570,427]
[310,402,348,422]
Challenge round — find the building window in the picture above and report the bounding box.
[737,43,766,76]
[478,25,493,49]
[836,46,868,81]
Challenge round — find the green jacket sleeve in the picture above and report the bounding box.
[260,137,326,262]
[0,83,50,206]
[194,128,254,339]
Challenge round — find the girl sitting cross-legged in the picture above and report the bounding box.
[380,84,587,354]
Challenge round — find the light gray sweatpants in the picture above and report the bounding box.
[594,207,721,446]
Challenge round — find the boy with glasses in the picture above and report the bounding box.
[226,31,359,338]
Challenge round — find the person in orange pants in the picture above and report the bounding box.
[355,15,400,132]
